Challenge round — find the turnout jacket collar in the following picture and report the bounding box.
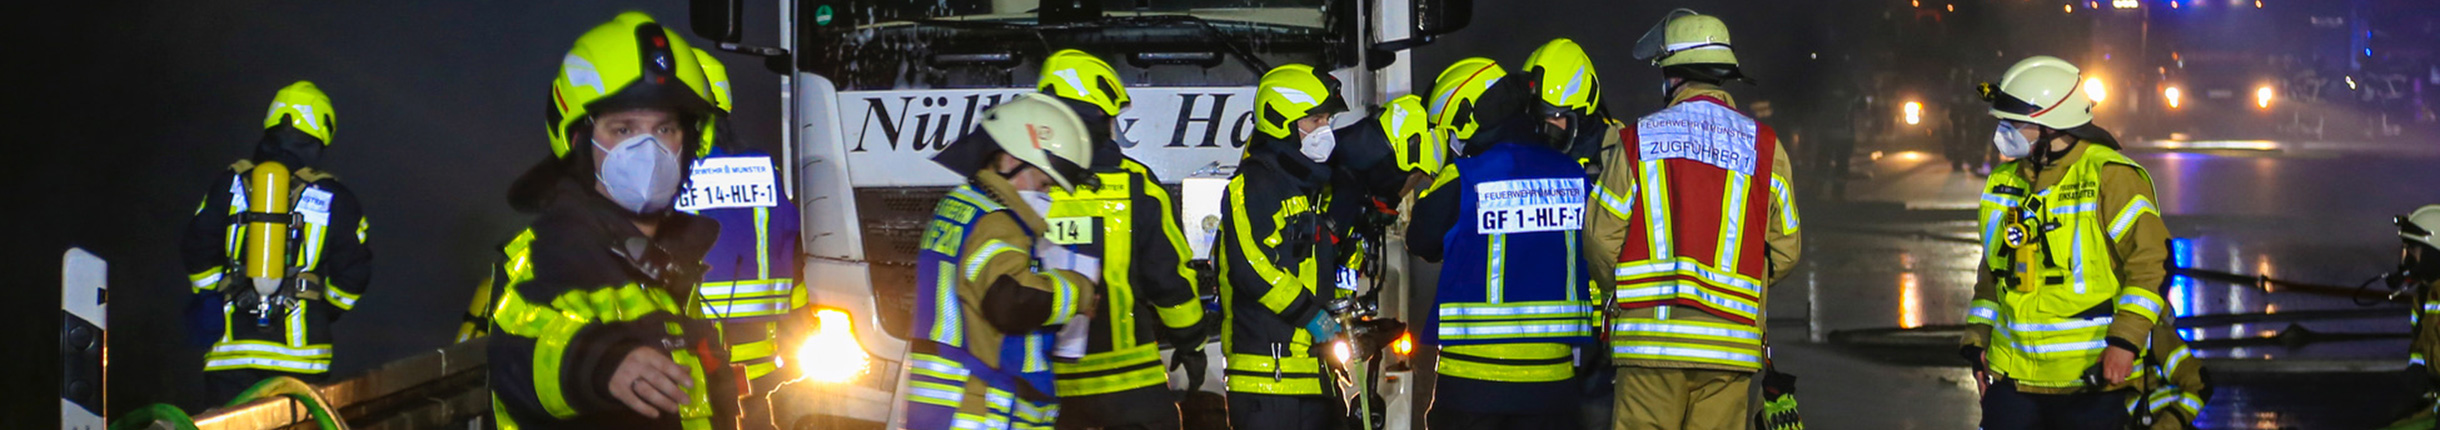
[1668,82,1739,110]
[968,167,1051,234]
[1241,136,1332,193]
[532,177,720,289]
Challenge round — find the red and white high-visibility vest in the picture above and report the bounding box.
[1608,96,1783,371]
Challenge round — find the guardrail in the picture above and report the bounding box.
[185,340,487,430]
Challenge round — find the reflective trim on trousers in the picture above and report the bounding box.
[208,341,332,358]
[204,356,331,373]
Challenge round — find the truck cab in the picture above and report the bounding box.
[686,1,1468,428]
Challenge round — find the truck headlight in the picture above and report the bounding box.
[796,308,871,383]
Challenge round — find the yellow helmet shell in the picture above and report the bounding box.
[1038,49,1131,116]
[1379,95,1441,174]
[1524,39,1601,116]
[546,11,722,159]
[695,48,734,113]
[1254,64,1347,140]
[694,48,732,157]
[1428,57,1507,142]
[1653,13,1738,68]
[264,81,337,146]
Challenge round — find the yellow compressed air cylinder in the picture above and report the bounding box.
[243,161,293,287]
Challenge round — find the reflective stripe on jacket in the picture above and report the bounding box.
[1217,139,1337,396]
[685,153,806,380]
[1414,141,1597,382]
[185,161,373,375]
[902,170,1090,430]
[1044,157,1204,397]
[1590,86,1800,373]
[1974,143,2164,390]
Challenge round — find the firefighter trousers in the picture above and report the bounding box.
[1979,379,2129,430]
[1611,367,1750,430]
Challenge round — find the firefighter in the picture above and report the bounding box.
[899,92,1099,430]
[1962,55,2170,430]
[1216,64,1352,430]
[1430,57,1508,162]
[486,12,738,429]
[1590,10,1801,430]
[2388,204,2440,427]
[181,80,372,403]
[1332,94,1444,213]
[1030,49,1212,430]
[1406,65,1598,429]
[679,48,808,430]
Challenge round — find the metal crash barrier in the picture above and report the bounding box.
[123,340,489,430]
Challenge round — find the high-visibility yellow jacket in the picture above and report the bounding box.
[1217,138,1342,397]
[1584,85,1801,373]
[1964,141,2170,394]
[487,179,729,430]
[1044,154,1206,416]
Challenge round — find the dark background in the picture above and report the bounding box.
[7,0,2077,425]
[10,2,787,424]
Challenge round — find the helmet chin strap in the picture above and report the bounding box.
[2025,127,2070,172]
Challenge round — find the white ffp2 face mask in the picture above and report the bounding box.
[1300,127,1337,163]
[1018,190,1054,220]
[1993,122,2034,159]
[594,134,683,214]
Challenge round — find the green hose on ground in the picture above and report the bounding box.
[106,376,348,430]
[225,376,349,430]
[106,403,197,430]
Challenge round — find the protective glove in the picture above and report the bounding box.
[1170,339,1210,392]
[1305,313,1345,341]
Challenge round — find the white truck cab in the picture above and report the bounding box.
[686,1,1471,428]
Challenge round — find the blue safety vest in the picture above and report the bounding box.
[904,185,1059,430]
[1429,142,1598,348]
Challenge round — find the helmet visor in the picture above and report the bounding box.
[1632,9,1703,64]
[1980,82,2044,118]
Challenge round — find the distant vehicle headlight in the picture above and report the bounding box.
[2083,77,2107,103]
[2255,86,2274,109]
[1903,101,1923,125]
[2164,86,2183,109]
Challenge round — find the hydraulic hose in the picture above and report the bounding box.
[107,403,198,430]
[225,376,349,430]
[107,376,349,430]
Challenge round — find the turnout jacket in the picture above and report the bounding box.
[487,178,729,430]
[1584,85,1802,373]
[1216,137,1344,397]
[182,159,372,375]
